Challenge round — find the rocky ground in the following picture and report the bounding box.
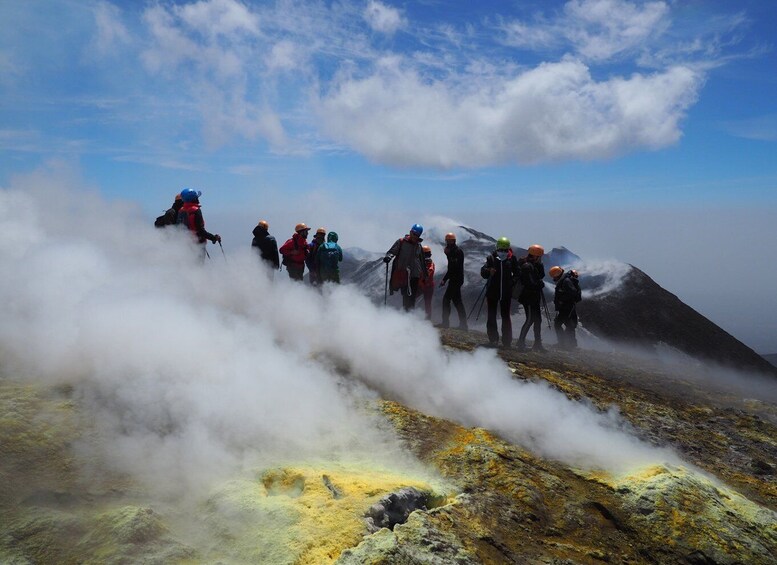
[1,329,775,564]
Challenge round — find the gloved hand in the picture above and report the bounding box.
[383,256,391,264]
[213,234,222,243]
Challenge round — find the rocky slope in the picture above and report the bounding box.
[2,330,775,564]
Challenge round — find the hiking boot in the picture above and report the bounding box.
[499,343,511,350]
[457,323,469,331]
[532,343,546,353]
[483,341,499,348]
[514,340,527,351]
[435,322,449,329]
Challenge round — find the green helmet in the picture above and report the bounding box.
[496,237,510,250]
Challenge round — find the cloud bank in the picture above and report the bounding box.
[2,0,747,168]
[0,168,679,497]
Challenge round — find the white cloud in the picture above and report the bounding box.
[502,0,670,62]
[92,1,131,57]
[564,0,670,61]
[721,114,777,142]
[176,0,260,38]
[318,57,702,167]
[364,1,405,35]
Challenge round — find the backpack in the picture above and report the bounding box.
[318,242,340,271]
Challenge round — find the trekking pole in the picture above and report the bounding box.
[204,247,211,260]
[541,292,552,329]
[475,289,487,321]
[218,240,227,262]
[467,280,488,320]
[384,262,389,306]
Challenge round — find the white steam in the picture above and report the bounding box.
[1,171,678,494]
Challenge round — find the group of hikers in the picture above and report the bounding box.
[155,190,582,351]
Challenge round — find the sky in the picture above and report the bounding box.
[1,0,776,353]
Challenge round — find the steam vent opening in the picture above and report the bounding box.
[364,487,444,532]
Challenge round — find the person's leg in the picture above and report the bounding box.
[486,296,499,344]
[530,302,544,350]
[452,284,467,329]
[441,285,452,327]
[500,299,512,347]
[517,301,531,347]
[423,289,433,319]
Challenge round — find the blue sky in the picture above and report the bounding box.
[1,0,776,352]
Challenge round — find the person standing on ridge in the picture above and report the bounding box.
[307,227,326,285]
[176,188,221,258]
[155,193,183,227]
[316,231,344,284]
[480,237,519,348]
[383,224,427,311]
[251,219,279,271]
[438,232,467,330]
[279,223,310,281]
[418,245,436,320]
[516,244,546,352]
[550,266,582,350]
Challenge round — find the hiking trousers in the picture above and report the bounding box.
[287,265,304,281]
[486,296,512,346]
[518,299,542,345]
[401,278,420,311]
[554,305,578,349]
[422,288,434,319]
[442,283,467,328]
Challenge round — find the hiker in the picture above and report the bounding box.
[154,193,183,227]
[279,223,310,281]
[307,227,327,285]
[480,237,519,348]
[550,266,582,350]
[176,189,221,258]
[438,232,467,330]
[516,244,546,352]
[251,219,279,270]
[383,224,427,311]
[418,245,436,320]
[315,231,343,284]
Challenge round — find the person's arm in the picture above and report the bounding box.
[384,239,400,262]
[195,210,219,242]
[269,238,280,268]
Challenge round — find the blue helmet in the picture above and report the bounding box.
[180,188,201,203]
[410,223,423,236]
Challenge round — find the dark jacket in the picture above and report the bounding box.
[480,249,519,301]
[516,257,545,303]
[252,226,279,269]
[442,245,465,285]
[178,202,217,243]
[554,272,582,309]
[387,236,426,279]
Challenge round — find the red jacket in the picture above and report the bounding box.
[418,260,435,291]
[279,233,309,267]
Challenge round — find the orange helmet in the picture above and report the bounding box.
[257,220,269,230]
[528,244,544,257]
[295,223,309,233]
[444,232,456,242]
[316,227,326,235]
[549,266,564,279]
[422,245,431,254]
